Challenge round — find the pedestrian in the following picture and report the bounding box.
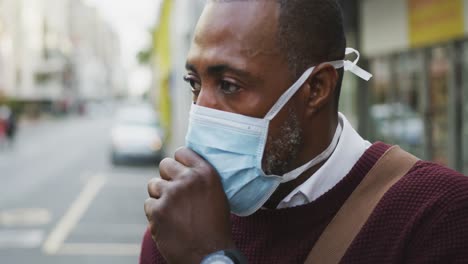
[5,108,16,146]
[0,116,5,145]
[141,0,468,263]
[0,106,8,148]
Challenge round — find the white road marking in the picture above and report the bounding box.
[0,208,51,227]
[57,243,141,256]
[42,174,107,255]
[0,229,45,248]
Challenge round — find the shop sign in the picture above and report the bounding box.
[409,0,465,48]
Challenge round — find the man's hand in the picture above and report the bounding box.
[144,147,235,264]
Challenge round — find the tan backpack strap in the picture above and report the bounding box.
[305,146,419,264]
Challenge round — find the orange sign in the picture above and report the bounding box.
[409,0,464,48]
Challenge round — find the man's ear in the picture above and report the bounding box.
[303,63,338,117]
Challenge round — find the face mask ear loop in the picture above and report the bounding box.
[263,60,345,121]
[264,47,372,121]
[346,47,360,64]
[263,67,315,121]
[280,120,343,183]
[265,67,315,121]
[344,48,373,81]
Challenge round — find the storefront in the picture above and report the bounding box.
[461,43,468,173]
[361,0,468,172]
[336,0,362,127]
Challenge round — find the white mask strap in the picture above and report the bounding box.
[281,120,343,183]
[343,48,373,81]
[264,67,315,120]
[264,47,372,121]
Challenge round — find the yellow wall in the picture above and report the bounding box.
[153,0,173,139]
[409,0,464,48]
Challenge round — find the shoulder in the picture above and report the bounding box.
[347,157,468,262]
[402,160,468,196]
[365,160,468,249]
[381,160,468,220]
[398,162,468,261]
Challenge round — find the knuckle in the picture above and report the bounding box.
[147,178,163,197]
[174,147,189,161]
[197,163,218,181]
[144,198,155,220]
[147,178,156,193]
[155,202,170,219]
[182,169,212,191]
[158,157,173,169]
[144,198,169,222]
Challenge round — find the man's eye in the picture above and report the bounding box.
[220,81,240,94]
[183,76,201,93]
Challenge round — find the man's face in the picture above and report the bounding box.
[185,1,305,175]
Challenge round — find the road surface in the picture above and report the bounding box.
[0,114,157,264]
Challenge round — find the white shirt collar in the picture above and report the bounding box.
[277,113,371,209]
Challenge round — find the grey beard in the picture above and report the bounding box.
[263,109,303,175]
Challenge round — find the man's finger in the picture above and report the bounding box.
[174,147,206,168]
[147,178,169,198]
[144,197,162,240]
[144,197,159,222]
[159,157,187,181]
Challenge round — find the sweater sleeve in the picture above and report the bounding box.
[139,227,158,264]
[406,192,468,263]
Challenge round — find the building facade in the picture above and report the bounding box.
[151,0,205,155]
[0,0,17,100]
[360,0,468,173]
[0,0,121,114]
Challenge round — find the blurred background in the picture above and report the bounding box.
[1,0,468,263]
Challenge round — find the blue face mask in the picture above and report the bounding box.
[186,48,372,216]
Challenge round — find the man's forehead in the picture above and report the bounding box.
[202,0,279,30]
[193,0,281,58]
[208,0,276,4]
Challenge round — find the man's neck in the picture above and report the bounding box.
[263,114,340,209]
[263,160,327,209]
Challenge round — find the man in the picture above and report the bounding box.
[141,0,468,263]
[5,107,16,146]
[0,104,9,148]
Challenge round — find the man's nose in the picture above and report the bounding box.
[195,88,220,110]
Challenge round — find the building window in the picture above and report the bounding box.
[462,42,468,173]
[369,52,425,158]
[427,46,451,166]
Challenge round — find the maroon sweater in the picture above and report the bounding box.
[140,143,468,263]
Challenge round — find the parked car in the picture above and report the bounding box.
[110,104,164,165]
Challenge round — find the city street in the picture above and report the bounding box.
[0,114,156,264]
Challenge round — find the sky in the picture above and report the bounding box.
[84,0,161,95]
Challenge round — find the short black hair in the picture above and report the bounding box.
[277,0,346,105]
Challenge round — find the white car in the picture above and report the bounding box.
[110,104,164,165]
